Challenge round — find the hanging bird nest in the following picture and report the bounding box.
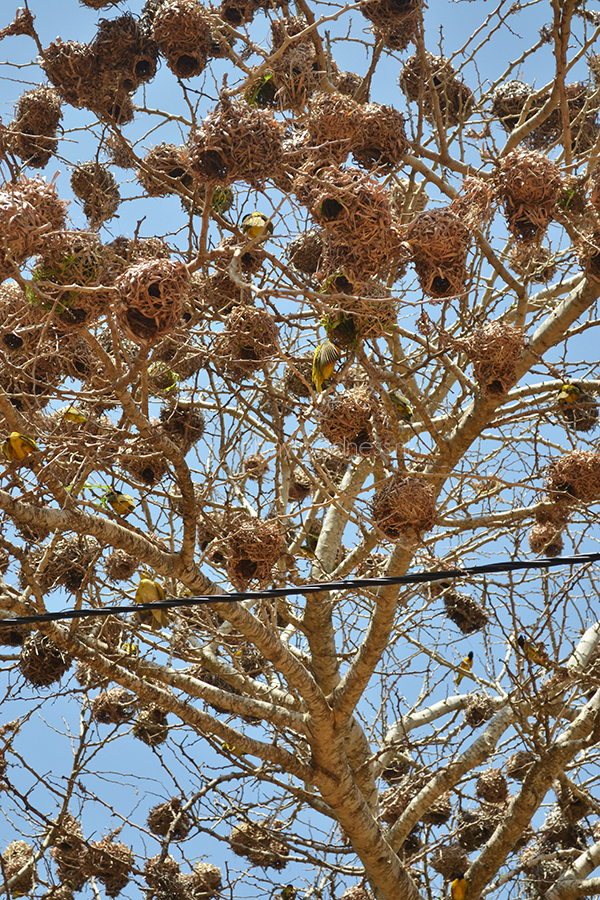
[152,0,212,78]
[194,269,242,314]
[449,176,494,230]
[457,806,501,852]
[109,235,171,268]
[224,516,285,589]
[359,0,420,50]
[283,356,313,398]
[75,661,110,690]
[70,162,121,226]
[446,321,525,397]
[28,230,114,330]
[526,82,600,154]
[556,387,599,432]
[41,886,75,900]
[491,80,533,132]
[232,644,266,676]
[509,244,557,283]
[351,102,409,172]
[91,13,158,92]
[91,688,138,725]
[40,39,97,108]
[431,843,469,879]
[528,522,564,557]
[3,841,36,895]
[544,450,600,503]
[114,258,190,345]
[266,20,321,110]
[506,749,535,781]
[534,497,571,528]
[103,133,133,169]
[147,799,191,839]
[190,99,284,188]
[244,453,269,480]
[218,0,262,26]
[191,862,222,897]
[334,70,362,97]
[49,816,87,891]
[0,620,30,647]
[371,473,437,539]
[320,387,392,457]
[6,84,62,169]
[311,449,349,485]
[319,282,397,348]
[555,783,591,823]
[84,838,133,898]
[132,706,169,747]
[288,467,312,502]
[215,306,279,378]
[214,234,266,275]
[493,148,563,243]
[380,756,411,785]
[400,51,474,125]
[0,176,68,281]
[144,855,190,900]
[443,590,488,633]
[137,143,193,197]
[159,401,206,453]
[404,206,471,299]
[476,768,508,804]
[287,229,323,275]
[463,693,495,728]
[229,821,290,870]
[19,633,73,688]
[540,807,588,850]
[22,536,99,594]
[305,92,361,165]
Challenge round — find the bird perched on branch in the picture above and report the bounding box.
[312,340,340,393]
[557,383,582,404]
[241,211,274,240]
[221,741,243,757]
[450,874,467,900]
[60,406,88,424]
[517,634,551,668]
[103,489,136,517]
[1,431,38,463]
[388,390,414,422]
[455,651,474,686]
[135,574,170,631]
[280,887,297,900]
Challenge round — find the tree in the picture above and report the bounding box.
[0,0,600,898]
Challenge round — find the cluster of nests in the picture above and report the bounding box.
[426,566,489,634]
[144,854,222,900]
[229,820,289,870]
[90,687,171,746]
[491,79,600,156]
[526,449,600,557]
[400,51,475,127]
[209,515,286,590]
[318,387,395,457]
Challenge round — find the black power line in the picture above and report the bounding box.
[1,551,599,628]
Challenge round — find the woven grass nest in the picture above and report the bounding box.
[555,782,592,823]
[476,768,508,804]
[463,693,495,728]
[287,228,323,275]
[84,838,133,898]
[305,92,362,165]
[320,283,397,348]
[214,233,266,275]
[320,387,392,456]
[404,206,471,299]
[262,18,321,111]
[132,706,169,746]
[371,473,437,539]
[317,236,396,290]
[224,516,285,589]
[525,82,600,154]
[283,356,313,398]
[91,13,158,92]
[0,176,67,281]
[509,244,557,283]
[159,401,206,452]
[457,805,502,852]
[229,820,290,870]
[443,590,489,633]
[449,321,525,397]
[49,815,87,891]
[493,148,563,243]
[5,84,62,169]
[152,0,212,78]
[191,862,222,898]
[190,99,284,187]
[352,102,409,172]
[19,632,73,688]
[3,841,36,895]
[528,522,564,557]
[21,536,99,594]
[91,687,138,725]
[147,798,191,839]
[137,142,193,197]
[400,51,474,125]
[380,776,451,826]
[506,749,535,781]
[431,843,469,879]
[115,258,190,344]
[28,230,114,330]
[311,449,349,485]
[556,386,599,432]
[70,162,121,226]
[215,306,279,378]
[449,176,494,230]
[544,449,600,503]
[120,441,168,486]
[359,0,420,51]
[491,80,533,132]
[218,0,261,27]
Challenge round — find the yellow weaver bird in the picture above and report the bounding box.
[388,390,414,422]
[1,432,38,463]
[312,340,340,393]
[103,489,136,517]
[135,574,170,631]
[241,211,274,240]
[221,741,243,757]
[455,651,474,686]
[450,874,467,900]
[60,406,87,424]
[557,383,582,403]
[280,887,297,900]
[518,634,551,668]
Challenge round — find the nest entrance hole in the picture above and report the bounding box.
[175,54,204,77]
[431,275,450,295]
[320,197,345,220]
